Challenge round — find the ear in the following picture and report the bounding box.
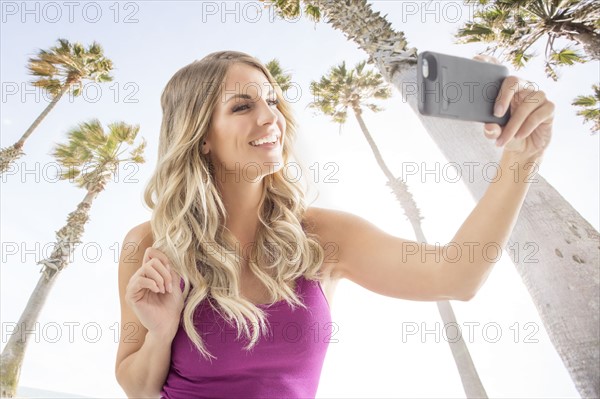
[201,140,210,155]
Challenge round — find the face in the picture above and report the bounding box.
[203,63,286,183]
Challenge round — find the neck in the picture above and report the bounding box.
[216,174,265,245]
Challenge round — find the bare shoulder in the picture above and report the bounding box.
[119,220,153,272]
[304,206,355,246]
[303,206,349,281]
[303,207,347,307]
[126,220,153,243]
[304,206,348,226]
[306,206,457,302]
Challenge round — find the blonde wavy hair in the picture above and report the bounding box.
[143,50,325,361]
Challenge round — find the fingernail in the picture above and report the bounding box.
[168,283,173,293]
[494,104,504,117]
[485,128,499,138]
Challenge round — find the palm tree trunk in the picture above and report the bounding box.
[351,108,396,181]
[0,190,97,397]
[0,271,61,398]
[390,63,599,399]
[15,84,70,149]
[352,108,488,398]
[0,85,70,175]
[309,1,599,397]
[557,22,600,60]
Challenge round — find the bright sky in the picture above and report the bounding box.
[1,1,598,398]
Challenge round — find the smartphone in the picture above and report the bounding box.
[417,51,511,126]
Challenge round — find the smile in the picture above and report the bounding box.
[249,133,279,146]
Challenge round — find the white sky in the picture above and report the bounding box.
[1,1,598,397]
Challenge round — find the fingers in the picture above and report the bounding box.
[143,247,171,270]
[513,101,555,141]
[137,275,162,294]
[139,259,172,294]
[168,267,183,294]
[496,83,547,146]
[125,272,160,305]
[484,123,501,139]
[473,54,501,65]
[142,247,173,293]
[495,104,530,146]
[126,254,173,301]
[492,75,518,119]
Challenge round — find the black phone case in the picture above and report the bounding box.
[417,51,511,126]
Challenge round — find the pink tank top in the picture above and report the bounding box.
[160,275,333,398]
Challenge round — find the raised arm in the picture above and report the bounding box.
[310,153,543,302]
[115,223,183,398]
[308,56,553,303]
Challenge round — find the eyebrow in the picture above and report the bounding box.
[225,89,276,104]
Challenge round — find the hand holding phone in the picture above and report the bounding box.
[417,51,511,126]
[416,50,555,159]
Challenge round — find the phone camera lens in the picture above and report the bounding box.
[422,54,437,81]
[422,59,429,79]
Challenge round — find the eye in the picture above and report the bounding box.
[232,104,250,112]
[232,98,279,113]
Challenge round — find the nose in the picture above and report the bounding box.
[257,97,278,126]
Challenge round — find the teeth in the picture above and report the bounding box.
[250,134,278,146]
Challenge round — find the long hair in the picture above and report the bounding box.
[143,51,325,361]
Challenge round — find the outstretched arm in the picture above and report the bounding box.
[439,149,543,300]
[310,56,553,302]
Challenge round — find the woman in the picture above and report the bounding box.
[114,51,554,398]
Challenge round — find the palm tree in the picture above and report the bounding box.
[0,120,146,397]
[0,39,114,175]
[260,1,599,397]
[264,0,321,23]
[456,0,598,79]
[455,0,599,133]
[309,59,488,398]
[572,84,600,134]
[265,58,293,92]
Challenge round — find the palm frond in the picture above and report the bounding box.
[261,0,322,23]
[454,0,596,78]
[572,95,596,107]
[308,58,391,126]
[50,119,146,188]
[26,38,114,97]
[264,58,293,92]
[128,138,147,163]
[550,47,588,65]
[572,84,600,134]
